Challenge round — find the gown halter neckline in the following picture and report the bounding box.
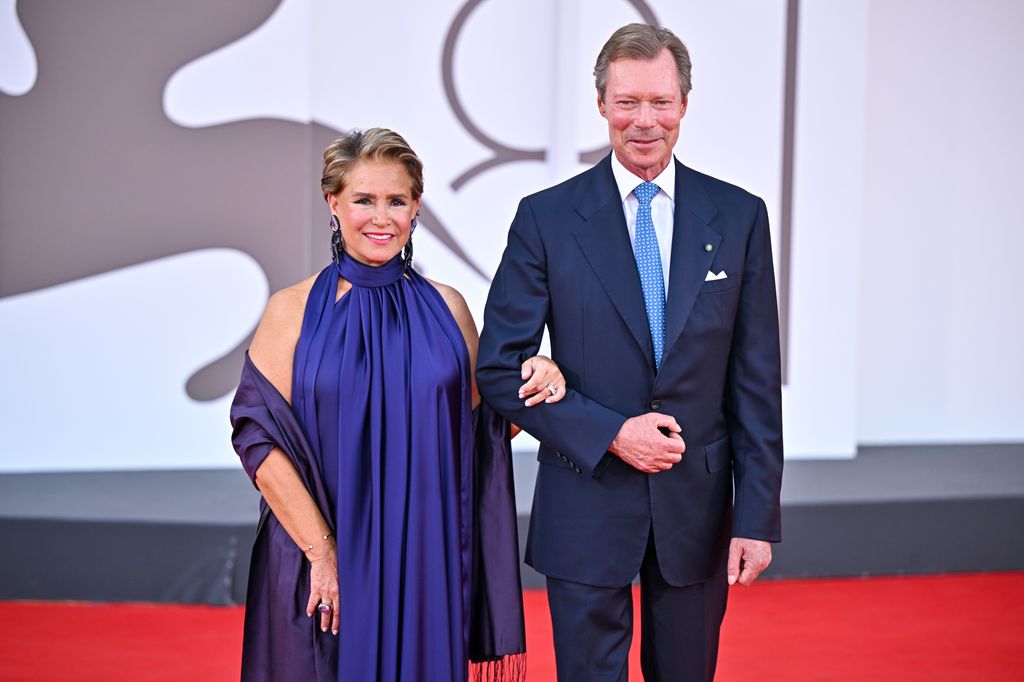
[334,252,405,288]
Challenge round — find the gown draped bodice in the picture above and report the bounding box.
[291,253,473,682]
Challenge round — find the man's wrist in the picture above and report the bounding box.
[607,416,632,457]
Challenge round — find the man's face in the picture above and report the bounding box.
[598,48,688,181]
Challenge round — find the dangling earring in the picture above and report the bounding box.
[402,235,414,273]
[330,214,343,263]
[402,217,417,272]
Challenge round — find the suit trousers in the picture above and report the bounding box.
[546,530,728,681]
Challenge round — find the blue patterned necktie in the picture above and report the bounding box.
[633,181,665,371]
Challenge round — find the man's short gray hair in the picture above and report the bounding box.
[593,23,692,101]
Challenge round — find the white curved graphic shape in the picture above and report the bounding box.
[163,0,312,127]
[0,0,38,96]
[0,249,268,472]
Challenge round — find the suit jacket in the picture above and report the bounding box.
[476,154,783,587]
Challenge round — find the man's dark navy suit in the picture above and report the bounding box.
[476,154,783,667]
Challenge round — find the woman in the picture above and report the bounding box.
[230,128,563,681]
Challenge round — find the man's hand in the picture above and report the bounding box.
[608,413,685,473]
[727,537,772,586]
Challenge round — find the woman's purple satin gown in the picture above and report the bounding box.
[230,253,524,681]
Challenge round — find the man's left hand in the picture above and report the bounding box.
[727,537,772,586]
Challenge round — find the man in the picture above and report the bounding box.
[476,23,783,681]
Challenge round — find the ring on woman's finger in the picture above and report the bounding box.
[317,602,332,614]
[546,384,558,396]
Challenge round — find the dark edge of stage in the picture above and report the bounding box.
[1,444,1021,602]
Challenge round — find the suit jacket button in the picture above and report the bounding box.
[649,399,662,410]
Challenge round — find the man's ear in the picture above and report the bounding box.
[680,94,689,119]
[597,89,607,118]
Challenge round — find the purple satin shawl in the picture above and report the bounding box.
[230,253,525,681]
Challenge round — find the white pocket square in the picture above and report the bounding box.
[705,270,727,282]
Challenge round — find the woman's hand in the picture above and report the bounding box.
[519,355,567,407]
[305,537,340,635]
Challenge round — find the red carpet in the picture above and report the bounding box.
[0,573,1020,681]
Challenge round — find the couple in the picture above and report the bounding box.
[231,22,783,682]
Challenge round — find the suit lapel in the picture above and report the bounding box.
[573,158,654,367]
[662,162,721,362]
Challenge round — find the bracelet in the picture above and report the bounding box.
[302,533,332,554]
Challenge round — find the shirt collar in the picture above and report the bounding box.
[610,152,676,203]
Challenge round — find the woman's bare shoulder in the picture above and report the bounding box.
[425,277,477,346]
[425,278,480,406]
[248,274,320,401]
[425,277,470,318]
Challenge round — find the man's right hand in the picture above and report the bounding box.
[608,413,685,473]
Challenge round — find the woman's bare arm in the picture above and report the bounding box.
[248,280,340,635]
[428,279,566,438]
[429,279,481,409]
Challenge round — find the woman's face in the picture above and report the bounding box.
[328,160,421,266]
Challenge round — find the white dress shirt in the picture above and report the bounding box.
[610,153,676,295]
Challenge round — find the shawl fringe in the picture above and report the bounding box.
[470,652,527,682]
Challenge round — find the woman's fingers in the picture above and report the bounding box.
[306,589,320,618]
[313,590,339,633]
[523,378,565,406]
[520,386,548,405]
[544,379,566,403]
[320,601,332,632]
[518,358,543,397]
[308,555,340,634]
[519,356,566,406]
[522,378,562,406]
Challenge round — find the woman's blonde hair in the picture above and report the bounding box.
[321,128,424,200]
